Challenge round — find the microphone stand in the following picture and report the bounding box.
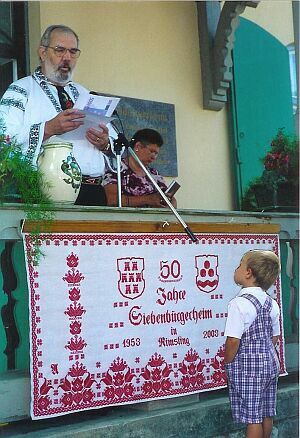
[113,133,198,242]
[113,135,125,207]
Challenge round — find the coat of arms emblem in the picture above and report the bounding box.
[117,257,145,299]
[195,255,219,293]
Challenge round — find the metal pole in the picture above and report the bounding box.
[127,146,198,242]
[116,153,122,207]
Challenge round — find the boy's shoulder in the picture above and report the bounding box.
[238,289,280,313]
[227,295,249,313]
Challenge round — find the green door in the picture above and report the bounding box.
[230,17,294,207]
[0,2,28,97]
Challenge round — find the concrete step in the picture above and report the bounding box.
[0,383,298,438]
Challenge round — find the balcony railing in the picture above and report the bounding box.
[0,204,298,422]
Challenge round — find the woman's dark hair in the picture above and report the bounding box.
[131,129,163,147]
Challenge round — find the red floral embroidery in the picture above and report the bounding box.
[210,345,227,385]
[141,353,172,395]
[102,357,135,401]
[178,349,205,389]
[37,395,52,411]
[60,363,96,408]
[69,287,81,301]
[65,302,86,318]
[69,321,82,335]
[66,253,79,267]
[36,378,53,413]
[63,269,85,285]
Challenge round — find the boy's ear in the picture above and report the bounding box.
[246,267,253,278]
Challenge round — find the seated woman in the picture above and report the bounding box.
[103,129,177,208]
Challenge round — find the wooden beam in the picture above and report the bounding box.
[22,220,280,234]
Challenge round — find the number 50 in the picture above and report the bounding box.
[160,260,181,279]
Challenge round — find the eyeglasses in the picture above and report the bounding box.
[43,45,81,58]
[145,146,159,157]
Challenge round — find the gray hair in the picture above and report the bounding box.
[40,25,79,47]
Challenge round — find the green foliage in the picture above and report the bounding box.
[241,178,262,211]
[0,121,55,262]
[242,129,299,211]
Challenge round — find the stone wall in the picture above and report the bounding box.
[1,381,298,437]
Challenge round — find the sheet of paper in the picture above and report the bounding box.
[60,114,115,142]
[60,92,119,142]
[74,92,120,117]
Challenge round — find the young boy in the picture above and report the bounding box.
[224,250,281,438]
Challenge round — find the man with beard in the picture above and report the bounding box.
[0,24,117,205]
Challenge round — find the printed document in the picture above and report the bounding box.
[60,92,120,142]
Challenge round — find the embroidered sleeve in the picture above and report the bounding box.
[0,96,25,112]
[0,81,44,165]
[27,124,42,162]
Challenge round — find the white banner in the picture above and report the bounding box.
[23,232,286,419]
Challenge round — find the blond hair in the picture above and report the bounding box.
[243,250,280,291]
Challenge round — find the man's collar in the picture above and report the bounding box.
[33,66,50,85]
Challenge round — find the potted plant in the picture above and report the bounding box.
[242,129,299,212]
[0,119,54,262]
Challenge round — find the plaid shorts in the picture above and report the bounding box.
[225,294,280,424]
[226,362,278,423]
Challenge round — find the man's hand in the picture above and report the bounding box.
[43,109,85,141]
[86,123,109,151]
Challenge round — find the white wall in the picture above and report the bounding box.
[242,0,294,45]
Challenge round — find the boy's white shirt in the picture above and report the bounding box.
[224,286,280,339]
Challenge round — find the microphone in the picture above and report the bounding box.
[113,132,130,155]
